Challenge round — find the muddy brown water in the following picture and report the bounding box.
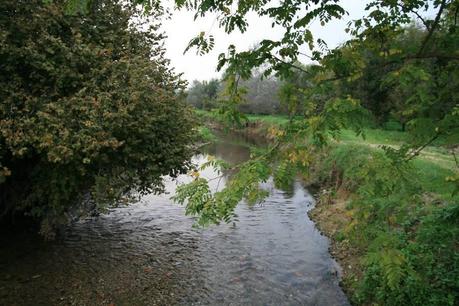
[0,136,349,306]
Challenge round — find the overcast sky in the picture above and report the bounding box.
[160,1,367,83]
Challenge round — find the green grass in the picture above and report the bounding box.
[197,126,217,142]
[242,113,456,169]
[336,129,454,168]
[337,128,409,145]
[194,109,210,117]
[195,109,290,125]
[195,109,456,169]
[246,114,290,125]
[323,143,456,200]
[413,159,457,199]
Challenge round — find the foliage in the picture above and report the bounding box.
[196,7,459,272]
[212,74,250,128]
[173,156,271,226]
[216,0,458,166]
[0,0,195,235]
[278,63,314,118]
[186,79,220,110]
[311,143,459,305]
[180,0,458,243]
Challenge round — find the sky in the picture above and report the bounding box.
[161,1,371,83]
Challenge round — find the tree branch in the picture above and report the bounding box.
[317,52,459,85]
[452,150,459,168]
[405,133,441,162]
[417,0,448,56]
[298,51,314,60]
[272,55,311,75]
[454,2,459,26]
[396,3,431,31]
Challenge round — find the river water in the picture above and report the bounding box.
[0,136,349,306]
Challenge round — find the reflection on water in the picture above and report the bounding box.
[0,139,349,306]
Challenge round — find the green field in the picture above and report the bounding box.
[197,110,455,170]
[245,113,455,169]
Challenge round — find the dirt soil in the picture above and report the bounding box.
[308,188,364,300]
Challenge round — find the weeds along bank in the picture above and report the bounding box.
[196,110,459,306]
[307,144,458,305]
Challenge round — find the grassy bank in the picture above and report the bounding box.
[197,110,455,168]
[196,110,459,305]
[307,144,458,305]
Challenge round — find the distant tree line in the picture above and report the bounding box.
[185,71,283,115]
[186,22,458,134]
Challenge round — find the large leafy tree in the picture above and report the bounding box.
[177,0,458,156]
[0,0,195,236]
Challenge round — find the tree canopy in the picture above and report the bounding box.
[175,0,459,155]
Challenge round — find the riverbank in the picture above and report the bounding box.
[307,143,458,305]
[196,110,459,305]
[308,189,360,298]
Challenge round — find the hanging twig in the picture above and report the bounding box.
[396,3,431,30]
[417,0,448,57]
[272,55,311,75]
[405,133,441,161]
[452,150,459,168]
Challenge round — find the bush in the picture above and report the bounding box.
[0,0,195,236]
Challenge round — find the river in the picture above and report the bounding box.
[0,135,349,305]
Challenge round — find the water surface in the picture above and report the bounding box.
[0,138,349,305]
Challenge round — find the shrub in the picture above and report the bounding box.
[0,0,195,236]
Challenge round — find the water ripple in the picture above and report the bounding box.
[0,141,349,306]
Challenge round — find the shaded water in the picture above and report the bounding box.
[0,137,349,305]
